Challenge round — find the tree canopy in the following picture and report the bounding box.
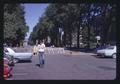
[28,3,116,48]
[4,4,29,47]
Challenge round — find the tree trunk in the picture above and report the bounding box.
[64,30,66,47]
[87,24,90,49]
[77,22,80,48]
[70,32,72,48]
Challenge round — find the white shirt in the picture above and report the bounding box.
[38,43,45,52]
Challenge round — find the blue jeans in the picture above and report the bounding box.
[39,52,44,65]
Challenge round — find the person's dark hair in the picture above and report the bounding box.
[38,40,41,44]
[39,40,44,44]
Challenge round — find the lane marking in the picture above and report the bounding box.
[13,73,28,76]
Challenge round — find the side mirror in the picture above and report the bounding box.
[5,52,9,55]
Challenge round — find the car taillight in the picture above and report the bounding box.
[4,64,10,79]
[4,75,9,80]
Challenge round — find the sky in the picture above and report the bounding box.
[23,4,49,39]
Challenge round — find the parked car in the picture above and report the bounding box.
[97,45,116,58]
[4,47,33,63]
[4,58,12,80]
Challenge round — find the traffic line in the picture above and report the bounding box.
[13,73,28,76]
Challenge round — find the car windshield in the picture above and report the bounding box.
[6,48,15,53]
[106,46,115,49]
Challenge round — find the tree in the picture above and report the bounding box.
[4,4,29,47]
[29,3,116,48]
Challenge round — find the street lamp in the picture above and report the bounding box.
[59,27,64,46]
[61,31,64,41]
[96,36,101,48]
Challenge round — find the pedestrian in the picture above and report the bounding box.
[38,40,46,67]
[33,44,38,56]
[32,40,39,56]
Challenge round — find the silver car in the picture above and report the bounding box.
[97,45,116,58]
[4,47,33,63]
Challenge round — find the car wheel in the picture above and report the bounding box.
[13,58,19,63]
[112,53,116,59]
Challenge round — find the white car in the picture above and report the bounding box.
[4,47,33,63]
[97,45,116,58]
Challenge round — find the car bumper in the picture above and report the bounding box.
[97,53,105,57]
[97,53,112,57]
[104,52,113,56]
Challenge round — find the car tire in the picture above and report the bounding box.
[112,53,116,59]
[13,58,19,63]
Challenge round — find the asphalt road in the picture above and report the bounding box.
[10,47,116,80]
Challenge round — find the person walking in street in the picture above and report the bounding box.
[38,40,46,67]
[32,40,39,56]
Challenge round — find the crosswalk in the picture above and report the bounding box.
[45,47,65,54]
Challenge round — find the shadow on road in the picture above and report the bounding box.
[35,64,40,67]
[35,64,44,68]
[91,55,114,59]
[18,60,32,63]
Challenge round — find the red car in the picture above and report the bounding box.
[4,64,10,80]
[4,58,12,80]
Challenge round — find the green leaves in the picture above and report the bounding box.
[4,4,29,46]
[29,4,116,47]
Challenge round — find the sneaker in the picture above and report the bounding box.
[36,64,40,67]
